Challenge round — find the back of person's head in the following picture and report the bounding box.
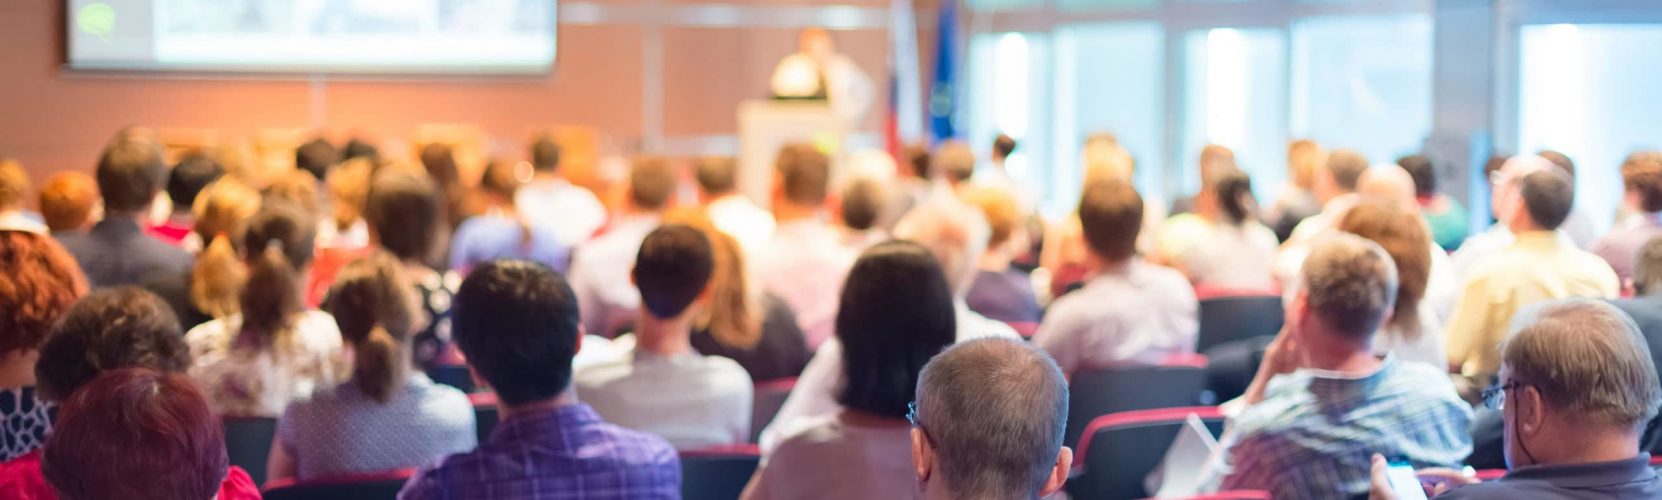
[1336,200,1430,340]
[1504,299,1661,431]
[1077,179,1143,263]
[36,287,190,401]
[1517,168,1574,230]
[0,160,29,211]
[1298,233,1397,341]
[694,157,739,196]
[1621,157,1662,213]
[935,141,977,185]
[479,159,527,199]
[634,224,715,320]
[992,134,1018,162]
[1211,169,1257,225]
[188,179,262,319]
[453,260,579,406]
[961,185,1021,251]
[295,138,340,182]
[1199,144,1236,174]
[263,169,321,218]
[530,135,562,173]
[775,144,831,207]
[1397,154,1435,198]
[1324,149,1370,193]
[39,172,99,232]
[324,251,419,403]
[664,210,761,350]
[1358,164,1419,210]
[342,138,380,164]
[365,171,442,262]
[419,143,461,188]
[1288,139,1324,189]
[839,176,886,232]
[895,199,991,297]
[191,179,261,243]
[0,231,87,357]
[903,143,932,180]
[167,154,224,213]
[1082,139,1134,186]
[43,368,227,500]
[915,338,1069,499]
[96,133,166,214]
[836,241,957,418]
[630,156,677,211]
[238,202,317,341]
[326,158,374,232]
[1635,237,1662,295]
[1538,150,1576,178]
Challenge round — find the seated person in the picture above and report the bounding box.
[149,153,222,248]
[37,171,99,237]
[1370,299,1662,499]
[577,225,754,449]
[0,160,46,234]
[269,251,476,482]
[0,231,86,462]
[672,212,810,383]
[569,156,675,338]
[1168,168,1279,291]
[56,130,193,287]
[399,260,679,499]
[754,144,858,349]
[961,186,1042,326]
[1220,234,1472,498]
[1031,178,1198,375]
[911,338,1072,499]
[450,160,571,275]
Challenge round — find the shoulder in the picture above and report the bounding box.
[1433,482,1519,500]
[701,356,756,389]
[293,311,344,348]
[573,356,634,389]
[595,422,679,465]
[770,416,845,455]
[185,317,234,350]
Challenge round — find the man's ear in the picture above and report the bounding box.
[1040,446,1073,497]
[911,428,933,483]
[1519,385,1547,436]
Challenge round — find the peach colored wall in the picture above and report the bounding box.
[0,0,911,188]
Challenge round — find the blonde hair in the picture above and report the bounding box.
[326,158,374,234]
[960,185,1021,249]
[263,170,320,218]
[0,160,29,209]
[189,179,262,319]
[668,209,762,350]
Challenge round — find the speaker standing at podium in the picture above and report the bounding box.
[770,28,875,126]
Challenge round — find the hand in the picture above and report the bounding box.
[1261,326,1301,377]
[1415,468,1478,496]
[1368,454,1400,500]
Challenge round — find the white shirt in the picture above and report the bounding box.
[706,194,776,256]
[569,216,660,337]
[759,302,1016,453]
[185,311,346,417]
[1031,260,1199,375]
[517,177,607,247]
[575,345,753,450]
[1375,302,1448,370]
[754,219,857,350]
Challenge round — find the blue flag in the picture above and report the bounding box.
[928,0,958,143]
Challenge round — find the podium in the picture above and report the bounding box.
[737,100,851,206]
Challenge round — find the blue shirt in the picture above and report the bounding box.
[1219,356,1473,498]
[398,403,680,500]
[449,215,571,275]
[1440,455,1662,499]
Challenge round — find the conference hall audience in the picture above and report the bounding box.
[0,160,47,234]
[363,171,462,369]
[1613,237,1662,378]
[185,202,346,417]
[399,260,679,499]
[1041,134,1165,298]
[449,160,571,274]
[1220,234,1472,498]
[698,156,774,254]
[0,231,86,462]
[1168,168,1279,291]
[1537,150,1599,249]
[1031,178,1197,375]
[935,140,977,191]
[1284,148,1371,246]
[876,143,934,232]
[1170,143,1237,216]
[142,178,263,331]
[577,224,754,449]
[1266,139,1324,242]
[753,143,857,349]
[742,241,958,500]
[971,133,1040,213]
[419,142,476,236]
[56,130,194,287]
[910,337,1072,500]
[1450,155,1580,279]
[149,153,223,249]
[570,156,676,338]
[295,137,341,183]
[1445,166,1618,387]
[835,176,888,254]
[316,157,373,251]
[1400,154,1470,251]
[676,211,810,382]
[1336,199,1448,368]
[1372,299,1662,499]
[269,251,475,482]
[961,185,1042,326]
[37,171,99,236]
[517,135,608,248]
[1592,154,1662,283]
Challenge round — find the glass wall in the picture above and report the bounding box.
[1290,14,1434,166]
[1052,22,1164,215]
[964,32,1054,210]
[1180,27,1288,202]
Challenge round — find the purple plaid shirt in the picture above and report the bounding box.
[398,403,680,500]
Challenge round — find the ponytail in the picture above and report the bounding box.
[240,242,302,345]
[353,325,405,403]
[1215,170,1256,225]
[190,235,246,319]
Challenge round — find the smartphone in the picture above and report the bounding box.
[1385,460,1429,500]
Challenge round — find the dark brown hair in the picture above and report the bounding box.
[239,202,317,345]
[324,251,419,403]
[95,135,166,214]
[1077,178,1143,262]
[630,156,677,210]
[36,287,191,401]
[365,171,443,262]
[775,144,830,206]
[1623,157,1662,213]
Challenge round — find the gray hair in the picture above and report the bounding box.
[1300,233,1398,339]
[1504,299,1661,429]
[894,199,990,298]
[915,338,1067,500]
[1635,237,1662,295]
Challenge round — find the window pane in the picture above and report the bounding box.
[965,32,1053,209]
[1055,0,1160,11]
[1053,22,1164,214]
[1290,14,1433,165]
[1181,28,1288,202]
[1519,24,1662,237]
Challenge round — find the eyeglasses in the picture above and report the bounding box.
[907,401,935,446]
[1482,381,1527,410]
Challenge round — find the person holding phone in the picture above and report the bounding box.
[1369,299,1662,499]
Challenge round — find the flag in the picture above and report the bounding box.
[886,0,923,159]
[928,0,959,143]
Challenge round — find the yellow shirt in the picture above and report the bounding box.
[1444,230,1619,377]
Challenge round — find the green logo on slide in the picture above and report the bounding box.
[78,2,116,42]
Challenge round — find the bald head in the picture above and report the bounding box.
[1358,165,1418,210]
[1199,144,1237,185]
[1299,233,1398,341]
[1505,299,1660,429]
[895,199,990,298]
[915,338,1069,500]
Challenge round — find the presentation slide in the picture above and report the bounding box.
[67,0,557,74]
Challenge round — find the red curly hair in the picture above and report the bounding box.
[0,231,88,353]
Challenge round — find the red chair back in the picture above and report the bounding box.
[1069,407,1226,500]
[263,469,414,500]
[1064,362,1208,448]
[750,378,796,443]
[681,445,761,500]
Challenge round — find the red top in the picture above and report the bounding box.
[145,221,194,247]
[0,450,261,500]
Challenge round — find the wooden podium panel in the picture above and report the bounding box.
[737,100,849,206]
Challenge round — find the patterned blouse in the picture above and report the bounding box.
[278,374,475,480]
[0,387,52,462]
[185,311,347,417]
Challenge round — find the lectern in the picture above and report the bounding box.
[736,100,850,206]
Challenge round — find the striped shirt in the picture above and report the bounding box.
[399,403,680,500]
[1219,356,1473,498]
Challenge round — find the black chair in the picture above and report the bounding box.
[223,416,278,487]
[681,445,761,500]
[263,469,413,500]
[1201,335,1275,403]
[471,393,500,444]
[1067,407,1227,500]
[750,378,796,443]
[1064,359,1207,448]
[1197,295,1284,353]
[427,364,476,393]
